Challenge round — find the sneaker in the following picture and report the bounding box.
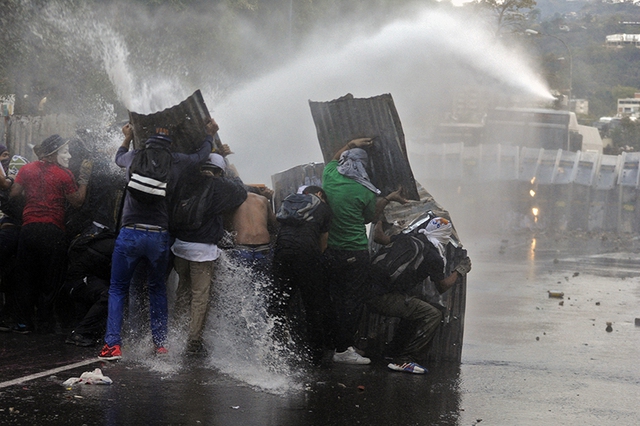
[12,323,33,334]
[387,362,427,375]
[65,332,97,347]
[332,346,371,365]
[155,346,169,356]
[98,344,122,360]
[186,340,207,356]
[0,319,11,332]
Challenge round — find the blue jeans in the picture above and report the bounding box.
[105,227,170,347]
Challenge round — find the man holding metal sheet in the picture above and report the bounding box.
[322,137,406,364]
[99,119,217,360]
[367,217,471,374]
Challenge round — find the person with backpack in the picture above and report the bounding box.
[366,217,472,374]
[321,137,407,365]
[271,185,333,365]
[99,119,218,361]
[169,151,247,355]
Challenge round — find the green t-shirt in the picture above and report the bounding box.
[322,160,377,251]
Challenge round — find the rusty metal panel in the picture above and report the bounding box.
[309,93,420,201]
[5,114,77,161]
[271,162,325,212]
[355,182,465,363]
[128,90,214,153]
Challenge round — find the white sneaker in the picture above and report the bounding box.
[332,346,371,365]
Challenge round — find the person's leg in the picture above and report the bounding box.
[144,231,171,348]
[294,254,332,361]
[368,293,442,361]
[74,277,110,337]
[0,226,20,328]
[36,224,68,332]
[173,256,191,323]
[186,260,213,343]
[13,224,41,330]
[105,228,143,347]
[324,248,369,352]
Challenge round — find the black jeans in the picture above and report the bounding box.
[322,248,370,352]
[272,249,334,360]
[15,223,68,330]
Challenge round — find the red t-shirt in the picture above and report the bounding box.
[15,161,78,229]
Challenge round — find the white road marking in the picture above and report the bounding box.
[0,358,102,389]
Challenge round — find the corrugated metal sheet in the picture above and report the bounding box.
[309,93,420,201]
[271,162,325,212]
[5,114,77,161]
[129,90,215,153]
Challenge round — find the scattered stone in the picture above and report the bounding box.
[606,322,613,332]
[559,301,564,306]
[595,302,600,306]
[553,258,559,264]
[536,336,540,341]
[548,291,564,298]
[635,318,640,327]
[357,385,365,392]
[573,272,580,277]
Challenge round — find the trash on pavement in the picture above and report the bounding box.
[62,368,113,387]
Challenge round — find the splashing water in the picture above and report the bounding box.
[119,253,305,394]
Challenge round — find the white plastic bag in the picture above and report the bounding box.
[62,368,113,387]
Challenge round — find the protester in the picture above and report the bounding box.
[322,137,406,364]
[271,185,333,364]
[9,135,91,334]
[228,184,278,276]
[170,150,247,355]
[367,217,472,374]
[0,148,28,331]
[99,120,218,360]
[63,223,116,347]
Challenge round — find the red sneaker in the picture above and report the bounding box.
[155,346,168,356]
[98,344,122,360]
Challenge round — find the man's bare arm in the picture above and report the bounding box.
[331,137,373,161]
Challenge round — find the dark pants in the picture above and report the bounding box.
[272,249,334,361]
[64,276,110,336]
[322,248,370,352]
[367,293,443,363]
[0,225,20,323]
[15,223,68,330]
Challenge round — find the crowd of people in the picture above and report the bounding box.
[0,119,471,375]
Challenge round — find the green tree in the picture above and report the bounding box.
[475,0,537,36]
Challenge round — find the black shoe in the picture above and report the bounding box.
[12,324,34,334]
[0,319,11,332]
[186,340,207,356]
[65,332,97,347]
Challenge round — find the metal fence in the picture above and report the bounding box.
[410,143,640,233]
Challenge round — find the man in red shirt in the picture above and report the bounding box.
[10,134,91,333]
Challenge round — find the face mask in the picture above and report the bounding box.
[56,145,71,168]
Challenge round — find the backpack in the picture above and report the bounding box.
[127,146,173,204]
[276,193,321,226]
[170,178,215,232]
[371,233,426,291]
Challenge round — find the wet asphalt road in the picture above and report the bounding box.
[1,232,639,426]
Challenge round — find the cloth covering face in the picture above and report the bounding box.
[418,217,452,272]
[337,148,381,195]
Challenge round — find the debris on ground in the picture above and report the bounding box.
[61,368,113,387]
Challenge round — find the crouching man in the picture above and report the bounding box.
[367,217,471,374]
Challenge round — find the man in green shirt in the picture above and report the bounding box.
[322,137,406,364]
